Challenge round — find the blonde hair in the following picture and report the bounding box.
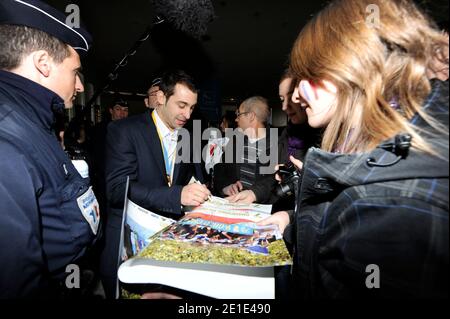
[290,0,448,154]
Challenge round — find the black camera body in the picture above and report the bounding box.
[275,165,301,198]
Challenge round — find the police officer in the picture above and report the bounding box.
[0,0,99,298]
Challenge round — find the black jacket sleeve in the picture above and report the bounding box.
[213,161,239,196]
[212,138,239,196]
[248,173,277,204]
[0,142,49,298]
[105,122,183,215]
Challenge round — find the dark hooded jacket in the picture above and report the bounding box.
[290,80,449,299]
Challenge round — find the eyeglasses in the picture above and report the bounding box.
[235,110,250,118]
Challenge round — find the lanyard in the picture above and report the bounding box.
[152,111,176,186]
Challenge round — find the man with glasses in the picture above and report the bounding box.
[214,96,277,204]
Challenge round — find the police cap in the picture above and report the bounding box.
[0,0,92,56]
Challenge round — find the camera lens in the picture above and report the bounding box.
[274,166,301,198]
[276,183,294,198]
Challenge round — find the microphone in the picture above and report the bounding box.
[152,0,215,39]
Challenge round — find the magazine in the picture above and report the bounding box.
[139,197,292,267]
[117,180,292,299]
[122,199,176,260]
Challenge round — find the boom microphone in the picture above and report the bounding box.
[84,0,214,110]
[152,0,215,38]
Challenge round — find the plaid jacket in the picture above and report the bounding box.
[291,81,449,299]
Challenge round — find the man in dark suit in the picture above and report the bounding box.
[99,70,210,298]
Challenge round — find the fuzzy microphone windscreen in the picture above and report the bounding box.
[152,0,215,38]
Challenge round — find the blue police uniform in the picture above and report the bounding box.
[0,0,97,298]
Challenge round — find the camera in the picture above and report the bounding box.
[275,164,301,198]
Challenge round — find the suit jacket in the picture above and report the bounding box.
[106,110,201,218]
[100,110,202,298]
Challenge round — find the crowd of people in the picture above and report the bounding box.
[0,0,448,299]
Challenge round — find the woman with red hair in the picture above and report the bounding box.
[261,0,448,298]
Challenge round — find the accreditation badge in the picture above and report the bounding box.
[77,186,100,235]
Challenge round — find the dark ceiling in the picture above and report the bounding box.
[45,0,448,112]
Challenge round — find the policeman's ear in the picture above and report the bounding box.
[32,50,53,78]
